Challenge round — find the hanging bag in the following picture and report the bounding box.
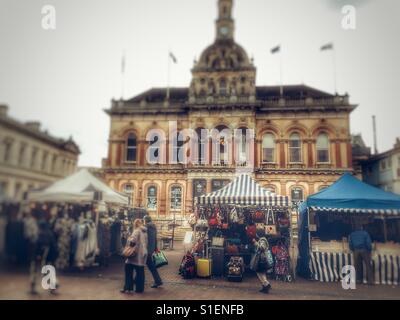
[253,210,265,223]
[246,224,257,240]
[265,208,277,236]
[212,231,225,247]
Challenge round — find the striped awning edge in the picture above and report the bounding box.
[310,206,400,216]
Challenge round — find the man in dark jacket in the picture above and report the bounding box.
[143,215,163,288]
[349,225,374,285]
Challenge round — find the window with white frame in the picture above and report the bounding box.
[289,133,302,163]
[262,133,275,163]
[170,186,182,210]
[316,133,330,163]
[291,187,304,204]
[147,186,157,210]
[126,133,137,162]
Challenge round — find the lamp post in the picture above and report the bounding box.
[171,198,178,250]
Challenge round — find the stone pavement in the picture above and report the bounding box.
[1,243,399,300]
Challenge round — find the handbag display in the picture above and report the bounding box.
[256,223,266,237]
[246,224,257,240]
[265,225,278,236]
[265,209,278,236]
[253,210,265,223]
[212,231,225,247]
[152,250,168,268]
[196,216,209,231]
[226,243,239,255]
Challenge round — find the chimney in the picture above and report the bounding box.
[372,115,378,155]
[0,104,9,117]
[25,121,41,131]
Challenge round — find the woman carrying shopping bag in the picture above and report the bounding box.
[250,237,273,294]
[121,219,148,294]
[143,215,164,288]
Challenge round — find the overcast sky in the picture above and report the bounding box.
[0,0,399,167]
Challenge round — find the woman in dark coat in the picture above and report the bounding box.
[144,215,163,288]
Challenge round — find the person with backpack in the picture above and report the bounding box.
[250,237,272,294]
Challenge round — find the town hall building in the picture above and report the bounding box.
[103,0,356,217]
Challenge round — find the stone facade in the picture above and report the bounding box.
[0,105,80,200]
[102,0,356,217]
[362,138,400,194]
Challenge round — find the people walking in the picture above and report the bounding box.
[349,224,374,285]
[27,212,57,295]
[250,237,272,294]
[143,215,163,288]
[121,219,148,294]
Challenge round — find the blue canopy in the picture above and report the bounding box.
[299,173,400,215]
[297,173,400,279]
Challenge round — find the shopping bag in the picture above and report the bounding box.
[212,236,225,247]
[152,250,168,268]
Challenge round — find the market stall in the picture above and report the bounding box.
[28,168,129,206]
[183,174,292,281]
[297,173,400,285]
[2,169,132,269]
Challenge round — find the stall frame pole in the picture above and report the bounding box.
[307,207,312,257]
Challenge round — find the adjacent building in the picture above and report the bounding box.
[102,0,357,217]
[362,138,400,194]
[0,104,80,201]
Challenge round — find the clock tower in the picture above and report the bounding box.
[216,0,235,40]
[190,0,256,100]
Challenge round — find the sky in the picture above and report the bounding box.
[0,0,399,167]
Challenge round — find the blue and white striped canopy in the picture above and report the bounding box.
[196,174,289,207]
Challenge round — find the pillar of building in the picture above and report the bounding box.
[186,179,193,214]
[160,180,167,216]
[206,179,212,194]
[335,140,342,168]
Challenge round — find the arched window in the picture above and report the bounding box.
[123,184,133,195]
[238,127,248,163]
[170,185,182,210]
[262,133,275,163]
[318,185,329,192]
[122,184,134,206]
[172,132,185,164]
[195,128,207,164]
[316,133,330,163]
[289,133,302,163]
[213,125,229,165]
[148,134,160,164]
[264,185,276,194]
[126,133,137,162]
[291,187,304,204]
[147,186,157,210]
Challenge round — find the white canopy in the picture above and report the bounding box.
[28,169,129,206]
[196,174,289,207]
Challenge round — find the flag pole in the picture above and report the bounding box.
[166,50,171,101]
[121,50,126,100]
[279,48,284,97]
[332,47,337,94]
